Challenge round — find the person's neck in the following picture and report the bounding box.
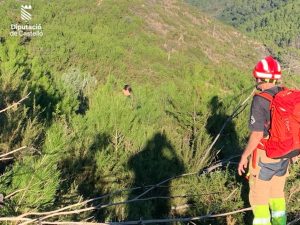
[260,83,276,91]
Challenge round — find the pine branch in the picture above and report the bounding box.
[13,87,252,225]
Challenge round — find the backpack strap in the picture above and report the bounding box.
[255,92,274,102]
[255,86,287,103]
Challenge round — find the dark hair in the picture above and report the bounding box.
[123,84,132,93]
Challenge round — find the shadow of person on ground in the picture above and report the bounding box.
[127,132,185,221]
[206,96,252,224]
[205,96,241,158]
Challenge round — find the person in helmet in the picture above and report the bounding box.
[238,56,288,225]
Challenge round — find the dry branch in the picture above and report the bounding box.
[288,215,300,225]
[41,222,108,225]
[171,203,192,211]
[132,171,198,201]
[17,122,242,224]
[38,207,252,225]
[199,88,255,167]
[0,217,32,222]
[19,206,97,225]
[107,207,252,224]
[0,157,13,161]
[0,92,30,114]
[5,189,26,199]
[17,187,142,219]
[11,207,300,225]
[0,146,27,159]
[225,188,238,201]
[13,89,255,224]
[17,159,236,224]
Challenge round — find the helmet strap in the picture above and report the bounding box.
[258,78,278,84]
[255,78,278,91]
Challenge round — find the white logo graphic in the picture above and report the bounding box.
[21,5,32,21]
[10,4,43,37]
[250,115,256,125]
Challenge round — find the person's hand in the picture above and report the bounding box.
[238,155,248,176]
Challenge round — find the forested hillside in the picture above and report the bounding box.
[188,0,300,71]
[0,0,299,224]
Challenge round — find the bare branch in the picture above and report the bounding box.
[0,146,27,159]
[109,207,252,224]
[37,207,252,225]
[5,189,26,199]
[9,207,300,225]
[288,215,300,225]
[131,154,239,203]
[19,206,97,225]
[199,88,255,167]
[0,157,13,161]
[171,203,192,211]
[225,188,238,201]
[41,222,108,225]
[0,92,31,114]
[0,217,32,222]
[18,159,236,225]
[17,187,139,219]
[16,183,199,220]
[131,171,197,201]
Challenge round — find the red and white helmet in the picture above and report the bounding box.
[253,56,282,80]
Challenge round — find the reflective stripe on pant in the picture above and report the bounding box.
[249,148,288,225]
[249,149,287,205]
[269,198,287,225]
[252,205,271,225]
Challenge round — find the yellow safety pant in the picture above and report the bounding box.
[249,148,289,225]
